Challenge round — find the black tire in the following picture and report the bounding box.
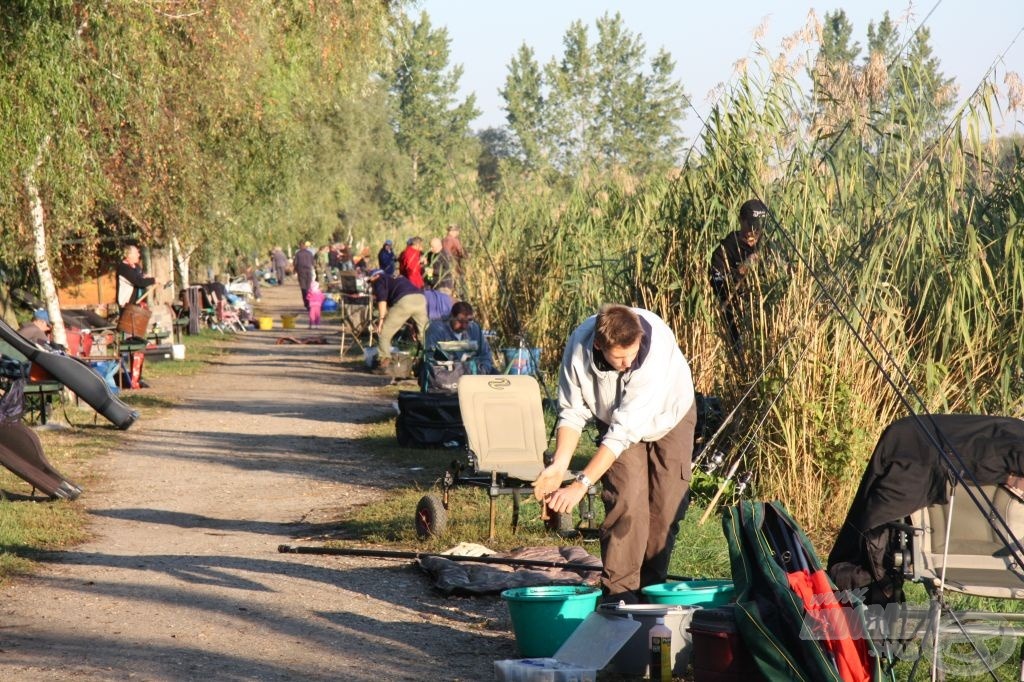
[414,494,448,539]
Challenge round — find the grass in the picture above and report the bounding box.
[0,328,232,585]
[324,411,734,581]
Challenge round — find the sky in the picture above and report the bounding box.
[414,1,1024,141]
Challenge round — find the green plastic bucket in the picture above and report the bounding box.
[641,579,735,607]
[501,585,601,657]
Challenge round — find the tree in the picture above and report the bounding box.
[475,127,520,195]
[500,12,688,176]
[500,44,545,167]
[388,11,480,220]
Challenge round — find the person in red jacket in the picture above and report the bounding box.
[398,236,425,289]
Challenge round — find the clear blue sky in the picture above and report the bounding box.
[414,1,1024,140]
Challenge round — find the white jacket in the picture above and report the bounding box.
[557,308,695,457]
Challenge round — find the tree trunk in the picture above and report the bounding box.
[25,134,67,348]
[171,235,193,290]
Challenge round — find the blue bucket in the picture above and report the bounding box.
[502,347,540,375]
[641,580,735,607]
[501,585,601,657]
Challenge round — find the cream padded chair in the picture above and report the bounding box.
[908,484,1024,598]
[413,375,583,539]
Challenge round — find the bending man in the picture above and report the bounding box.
[533,304,696,603]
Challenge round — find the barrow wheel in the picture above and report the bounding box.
[414,494,448,539]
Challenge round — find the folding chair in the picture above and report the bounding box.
[893,484,1024,679]
[413,375,596,540]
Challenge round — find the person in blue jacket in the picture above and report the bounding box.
[377,239,396,276]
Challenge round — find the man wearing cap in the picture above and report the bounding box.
[532,304,696,603]
[377,239,396,277]
[18,310,52,346]
[709,198,768,349]
[293,241,316,311]
[367,268,428,372]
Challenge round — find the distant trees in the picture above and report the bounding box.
[0,1,398,307]
[388,11,480,220]
[812,9,955,142]
[500,12,688,176]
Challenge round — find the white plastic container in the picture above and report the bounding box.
[494,611,640,682]
[171,344,186,361]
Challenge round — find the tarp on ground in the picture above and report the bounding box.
[417,545,601,596]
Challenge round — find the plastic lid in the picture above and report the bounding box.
[554,611,641,669]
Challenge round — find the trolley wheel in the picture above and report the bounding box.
[414,494,448,539]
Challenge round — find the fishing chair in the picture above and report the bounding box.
[889,484,1024,679]
[413,375,597,540]
[872,481,1024,675]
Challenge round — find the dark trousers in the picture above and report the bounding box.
[599,403,697,598]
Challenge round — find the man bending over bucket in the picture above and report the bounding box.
[533,304,696,603]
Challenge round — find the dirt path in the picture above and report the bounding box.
[0,278,515,681]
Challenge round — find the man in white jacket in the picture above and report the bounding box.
[533,304,696,602]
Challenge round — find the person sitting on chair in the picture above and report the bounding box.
[116,243,156,312]
[423,301,496,375]
[18,309,53,347]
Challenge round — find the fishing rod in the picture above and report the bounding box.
[698,339,810,525]
[748,17,1024,561]
[688,5,1024,512]
[278,544,694,581]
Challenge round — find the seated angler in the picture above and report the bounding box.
[18,309,53,348]
[423,301,496,375]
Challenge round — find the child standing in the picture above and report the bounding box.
[306,280,326,328]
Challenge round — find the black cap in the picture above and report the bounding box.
[740,199,768,222]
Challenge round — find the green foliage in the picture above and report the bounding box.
[387,11,480,223]
[463,13,1024,537]
[500,12,688,176]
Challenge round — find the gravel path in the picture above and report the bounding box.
[0,278,515,681]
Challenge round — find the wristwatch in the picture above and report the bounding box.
[574,472,592,488]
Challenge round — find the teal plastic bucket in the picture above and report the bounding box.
[642,580,735,607]
[501,585,601,657]
[502,347,540,375]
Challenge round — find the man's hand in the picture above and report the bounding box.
[545,480,589,515]
[532,463,567,501]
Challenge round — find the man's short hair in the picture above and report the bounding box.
[595,304,642,349]
[450,301,474,319]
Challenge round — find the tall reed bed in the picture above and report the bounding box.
[463,35,1024,536]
